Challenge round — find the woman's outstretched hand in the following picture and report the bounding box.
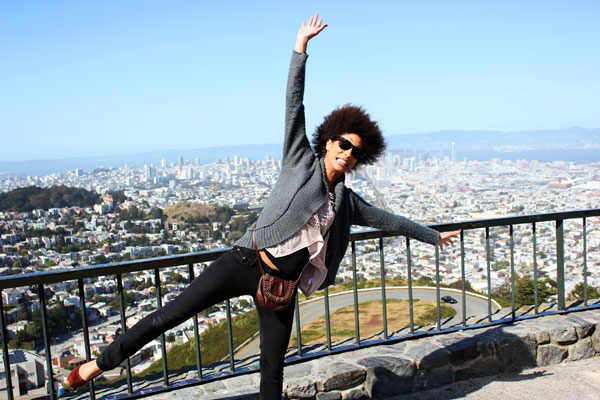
[438,230,461,251]
[295,12,327,54]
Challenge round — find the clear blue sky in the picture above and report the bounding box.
[1,1,599,162]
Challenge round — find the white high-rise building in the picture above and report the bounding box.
[451,142,456,163]
[384,153,394,169]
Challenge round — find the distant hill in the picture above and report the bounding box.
[163,202,214,222]
[1,128,598,176]
[386,127,600,152]
[0,185,99,212]
[0,144,283,177]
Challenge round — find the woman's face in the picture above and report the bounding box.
[323,133,363,176]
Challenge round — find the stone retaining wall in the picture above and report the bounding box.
[188,309,600,400]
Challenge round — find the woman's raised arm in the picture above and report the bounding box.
[294,12,327,54]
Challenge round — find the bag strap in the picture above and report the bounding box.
[252,224,266,276]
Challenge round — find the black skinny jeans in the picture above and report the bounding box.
[96,246,297,400]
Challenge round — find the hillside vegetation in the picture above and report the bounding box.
[0,185,99,212]
[136,309,259,377]
[163,201,236,226]
[163,202,214,221]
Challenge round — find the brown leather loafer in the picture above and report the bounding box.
[66,365,89,389]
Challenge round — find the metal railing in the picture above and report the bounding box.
[1,209,599,399]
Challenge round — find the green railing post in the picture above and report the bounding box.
[0,290,15,400]
[38,284,56,400]
[406,238,414,334]
[116,274,133,393]
[510,225,516,320]
[154,268,169,386]
[187,263,202,378]
[435,244,441,331]
[583,218,588,306]
[533,223,539,315]
[324,287,332,352]
[460,229,466,327]
[225,299,235,372]
[556,220,566,310]
[294,296,303,357]
[77,279,95,398]
[379,237,388,340]
[351,241,360,345]
[486,227,492,322]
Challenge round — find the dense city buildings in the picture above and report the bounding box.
[0,151,598,394]
[2,152,599,290]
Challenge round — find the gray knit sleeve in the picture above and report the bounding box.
[350,190,440,246]
[281,51,314,167]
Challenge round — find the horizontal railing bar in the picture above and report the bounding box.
[2,208,598,289]
[352,208,600,241]
[433,208,600,230]
[0,248,227,289]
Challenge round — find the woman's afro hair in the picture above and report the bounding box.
[311,104,386,167]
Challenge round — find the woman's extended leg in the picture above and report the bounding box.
[96,246,260,371]
[256,292,297,400]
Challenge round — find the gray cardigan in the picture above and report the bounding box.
[236,51,440,288]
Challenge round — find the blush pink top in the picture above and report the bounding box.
[265,192,335,296]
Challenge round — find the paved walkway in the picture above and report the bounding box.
[391,356,600,400]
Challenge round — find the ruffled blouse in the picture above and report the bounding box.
[265,192,335,296]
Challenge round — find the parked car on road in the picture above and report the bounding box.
[442,295,458,304]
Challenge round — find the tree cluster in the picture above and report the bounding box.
[179,205,236,225]
[117,205,164,222]
[493,274,557,308]
[570,282,600,300]
[227,211,258,240]
[0,185,100,212]
[8,301,83,350]
[106,190,128,204]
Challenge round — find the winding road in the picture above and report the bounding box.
[235,287,500,359]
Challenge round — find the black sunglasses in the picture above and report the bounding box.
[334,137,364,160]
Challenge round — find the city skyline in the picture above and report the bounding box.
[1,126,599,177]
[1,1,599,162]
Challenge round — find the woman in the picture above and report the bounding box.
[68,13,459,399]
